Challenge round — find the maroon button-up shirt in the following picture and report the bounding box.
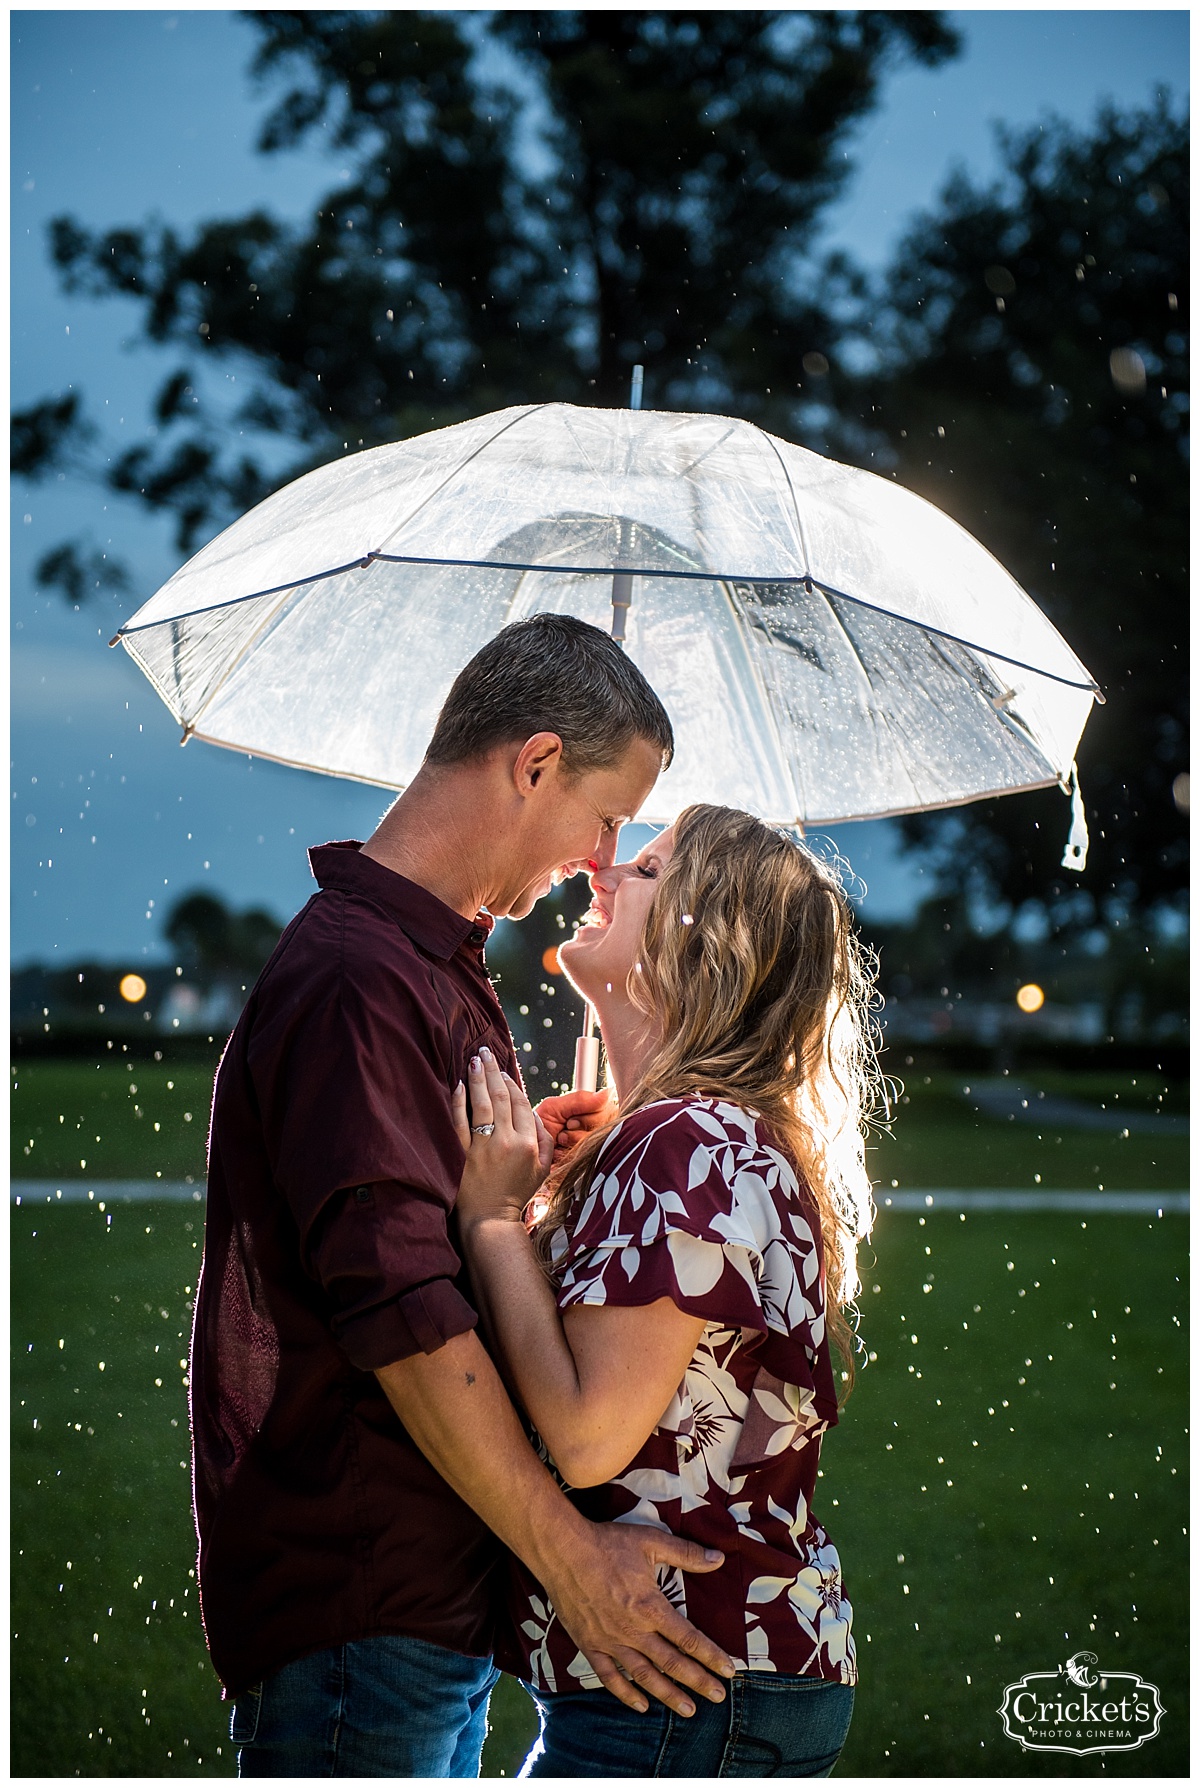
[190,841,519,1696]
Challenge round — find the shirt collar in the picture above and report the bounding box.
[308,841,492,961]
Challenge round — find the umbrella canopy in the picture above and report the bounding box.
[113,403,1100,830]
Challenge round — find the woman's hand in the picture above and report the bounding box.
[535,1088,615,1166]
[452,1048,555,1227]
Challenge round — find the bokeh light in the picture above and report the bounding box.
[1016,982,1045,1013]
[541,946,563,975]
[118,973,148,1004]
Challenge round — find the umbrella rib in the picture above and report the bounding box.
[371,405,545,556]
[662,419,743,485]
[820,590,879,705]
[558,407,636,485]
[927,636,1068,775]
[755,428,815,579]
[817,591,933,814]
[718,579,805,821]
[184,587,303,732]
[360,561,1095,694]
[114,553,396,641]
[116,635,187,727]
[115,556,1101,700]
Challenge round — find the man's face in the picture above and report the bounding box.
[496,735,665,920]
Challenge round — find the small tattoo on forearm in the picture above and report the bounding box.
[465,1372,476,1386]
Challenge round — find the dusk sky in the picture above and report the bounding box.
[11,9,1188,970]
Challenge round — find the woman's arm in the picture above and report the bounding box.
[454,1052,704,1488]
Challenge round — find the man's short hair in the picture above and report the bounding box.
[424,614,675,774]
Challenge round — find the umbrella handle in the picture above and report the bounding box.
[573,1033,600,1093]
[572,1002,600,1092]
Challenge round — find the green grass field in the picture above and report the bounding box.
[869,1067,1187,1191]
[12,1060,1190,1190]
[11,1061,1189,1776]
[12,1061,215,1182]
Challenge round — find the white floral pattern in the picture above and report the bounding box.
[504,1097,857,1691]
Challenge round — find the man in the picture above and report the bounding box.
[190,614,736,1776]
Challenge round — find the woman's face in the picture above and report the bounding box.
[558,824,676,1005]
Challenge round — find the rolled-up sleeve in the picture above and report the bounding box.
[313,1181,479,1369]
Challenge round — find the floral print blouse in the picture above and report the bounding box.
[500,1095,857,1691]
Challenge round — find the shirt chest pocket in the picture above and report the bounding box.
[457,1027,520,1092]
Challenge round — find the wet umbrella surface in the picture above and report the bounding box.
[112,402,1100,835]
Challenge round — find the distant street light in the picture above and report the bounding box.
[119,973,148,1004]
[1016,983,1045,1014]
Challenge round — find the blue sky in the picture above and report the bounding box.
[10,9,1189,968]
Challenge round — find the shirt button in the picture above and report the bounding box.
[354,1185,372,1204]
[469,928,487,947]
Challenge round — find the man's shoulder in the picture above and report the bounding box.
[256,885,439,1021]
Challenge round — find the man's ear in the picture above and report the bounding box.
[513,731,565,793]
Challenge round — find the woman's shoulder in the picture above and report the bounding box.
[560,1092,826,1330]
[589,1099,815,1250]
[600,1094,794,1180]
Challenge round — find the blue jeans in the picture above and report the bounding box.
[520,1673,854,1778]
[230,1633,500,1777]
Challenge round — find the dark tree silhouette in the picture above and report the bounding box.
[165,890,282,984]
[13,21,1185,923]
[12,9,957,556]
[835,96,1188,923]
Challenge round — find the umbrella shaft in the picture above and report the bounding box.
[610,570,633,643]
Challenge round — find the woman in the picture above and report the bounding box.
[452,804,880,1777]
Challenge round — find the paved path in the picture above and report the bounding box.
[10,1181,1188,1214]
[878,1188,1188,1214]
[964,1077,1189,1136]
[12,1180,203,1204]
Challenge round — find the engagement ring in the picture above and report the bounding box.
[472,1123,496,1136]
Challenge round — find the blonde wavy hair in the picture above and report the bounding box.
[536,803,884,1401]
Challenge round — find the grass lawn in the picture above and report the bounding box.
[870,1069,1187,1191]
[12,1060,215,1181]
[11,1059,1189,1775]
[12,1060,1189,1191]
[829,1207,1187,1776]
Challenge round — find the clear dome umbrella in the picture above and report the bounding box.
[111,395,1101,1084]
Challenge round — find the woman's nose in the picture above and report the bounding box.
[589,863,623,896]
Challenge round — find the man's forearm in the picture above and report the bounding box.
[459,1214,586,1451]
[375,1328,593,1590]
[377,1324,737,1716]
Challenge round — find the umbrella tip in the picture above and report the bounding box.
[107,632,122,648]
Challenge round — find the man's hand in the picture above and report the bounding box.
[376,1333,736,1719]
[535,1087,613,1165]
[541,1520,736,1717]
